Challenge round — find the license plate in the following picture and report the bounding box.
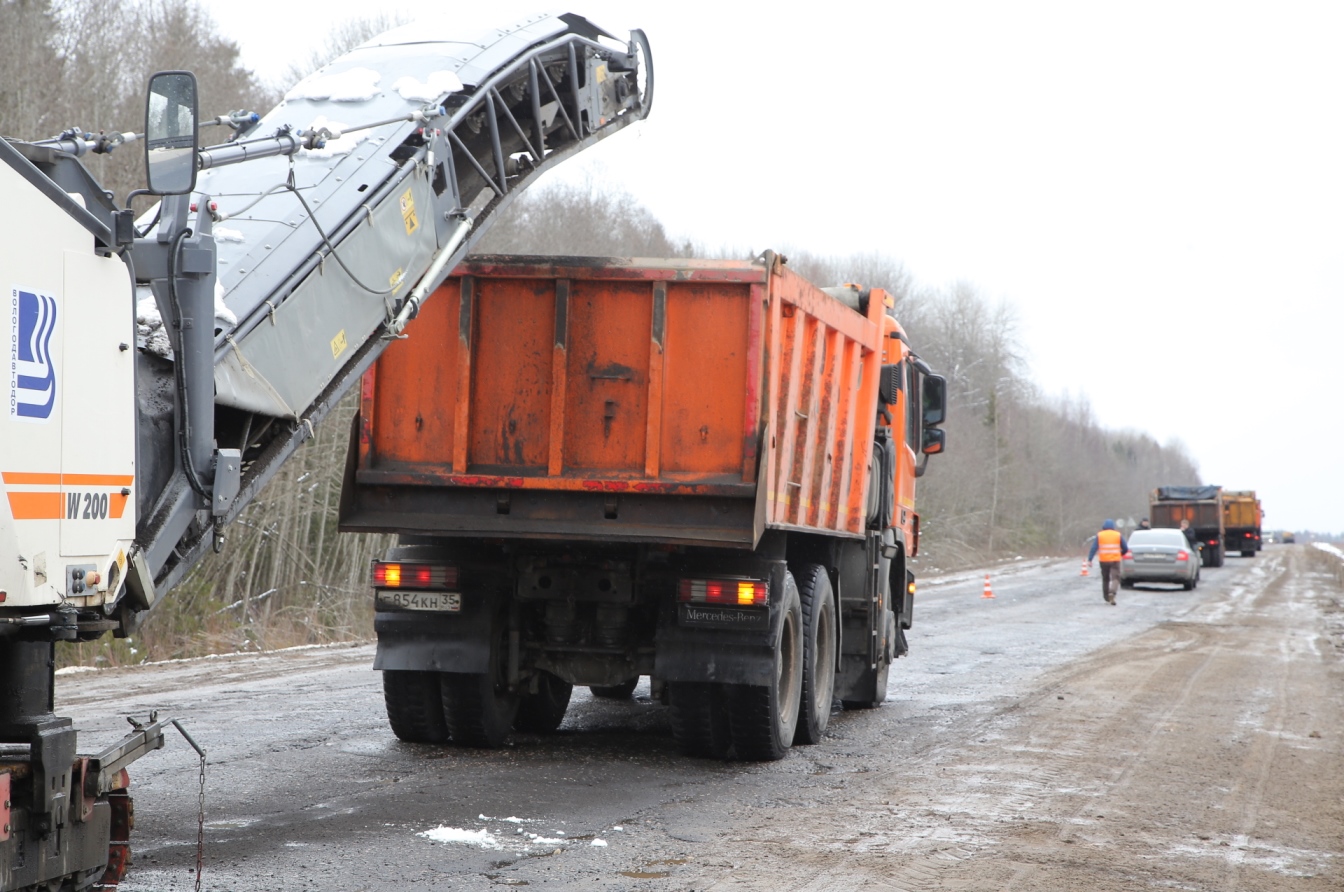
[1139,554,1168,561]
[376,590,462,612]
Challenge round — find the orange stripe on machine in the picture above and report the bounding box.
[4,472,133,521]
[3,472,133,486]
[7,492,63,520]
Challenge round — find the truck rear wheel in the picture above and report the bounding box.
[590,678,639,700]
[726,571,803,761]
[441,617,517,747]
[442,672,518,747]
[794,563,836,745]
[668,682,732,759]
[382,670,449,743]
[514,671,573,733]
[842,610,893,710]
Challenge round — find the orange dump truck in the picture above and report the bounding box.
[339,253,947,760]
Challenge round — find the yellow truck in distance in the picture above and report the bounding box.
[1222,490,1262,557]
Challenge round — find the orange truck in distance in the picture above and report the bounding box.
[339,252,947,760]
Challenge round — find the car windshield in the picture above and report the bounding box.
[1130,529,1187,547]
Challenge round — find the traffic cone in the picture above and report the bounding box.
[982,574,994,599]
[1080,559,1090,577]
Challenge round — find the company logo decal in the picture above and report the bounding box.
[9,287,57,422]
[677,603,768,631]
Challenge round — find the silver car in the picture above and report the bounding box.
[1120,529,1201,590]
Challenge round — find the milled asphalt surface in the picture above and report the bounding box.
[51,549,1320,890]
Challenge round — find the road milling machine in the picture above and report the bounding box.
[0,13,651,890]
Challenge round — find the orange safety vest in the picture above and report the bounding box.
[1097,529,1124,562]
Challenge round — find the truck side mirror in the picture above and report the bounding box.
[145,71,199,195]
[921,426,945,456]
[922,374,947,427]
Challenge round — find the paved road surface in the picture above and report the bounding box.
[55,545,1343,890]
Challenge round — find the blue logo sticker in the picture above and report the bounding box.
[10,288,57,422]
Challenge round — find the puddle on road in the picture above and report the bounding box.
[618,858,688,880]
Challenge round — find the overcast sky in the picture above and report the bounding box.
[201,0,1344,533]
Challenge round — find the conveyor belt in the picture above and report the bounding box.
[144,13,652,594]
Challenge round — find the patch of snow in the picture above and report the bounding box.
[1312,542,1343,561]
[590,838,608,847]
[54,665,99,676]
[419,826,501,849]
[214,279,237,328]
[286,67,382,103]
[214,227,245,243]
[393,71,464,102]
[527,834,564,845]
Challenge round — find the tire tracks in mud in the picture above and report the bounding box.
[682,550,1341,892]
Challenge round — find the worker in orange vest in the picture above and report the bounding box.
[1087,519,1131,605]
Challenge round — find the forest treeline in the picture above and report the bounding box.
[1,4,1197,664]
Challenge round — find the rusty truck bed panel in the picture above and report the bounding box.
[343,254,884,544]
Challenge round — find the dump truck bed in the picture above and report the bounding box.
[340,253,885,547]
[1223,491,1260,529]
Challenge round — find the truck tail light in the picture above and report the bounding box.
[1176,550,1190,562]
[372,562,458,590]
[677,577,767,607]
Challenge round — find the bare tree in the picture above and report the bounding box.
[473,179,692,258]
[279,12,410,89]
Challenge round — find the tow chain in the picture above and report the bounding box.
[194,746,206,892]
[170,719,208,892]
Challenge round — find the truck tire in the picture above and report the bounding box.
[1212,544,1225,567]
[590,678,639,700]
[794,563,836,745]
[382,670,449,743]
[842,610,894,710]
[725,572,803,761]
[668,682,732,759]
[441,617,517,747]
[514,671,573,733]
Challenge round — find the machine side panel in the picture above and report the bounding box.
[59,249,136,560]
[0,156,133,608]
